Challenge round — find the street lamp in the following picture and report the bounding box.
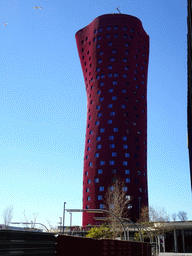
[70,213,72,235]
[63,202,66,234]
[9,222,49,232]
[66,209,127,240]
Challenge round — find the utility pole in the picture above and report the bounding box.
[63,202,66,234]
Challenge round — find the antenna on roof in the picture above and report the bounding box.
[116,6,121,14]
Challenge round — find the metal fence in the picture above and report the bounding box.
[0,230,56,256]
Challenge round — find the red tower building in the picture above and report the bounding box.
[75,14,149,227]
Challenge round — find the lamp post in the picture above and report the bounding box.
[70,213,72,235]
[63,202,66,234]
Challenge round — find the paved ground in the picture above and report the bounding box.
[159,253,192,256]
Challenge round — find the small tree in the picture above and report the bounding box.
[3,205,13,228]
[103,178,131,239]
[178,211,188,221]
[86,223,113,239]
[172,213,177,221]
[22,210,39,230]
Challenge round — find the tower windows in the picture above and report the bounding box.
[97,113,102,117]
[123,161,128,166]
[96,44,100,48]
[109,88,113,93]
[122,136,127,141]
[123,74,127,78]
[108,120,112,124]
[98,27,103,32]
[112,96,117,100]
[99,51,104,55]
[110,143,115,148]
[114,72,119,77]
[122,89,126,93]
[94,29,98,34]
[108,104,113,108]
[100,161,105,165]
[125,43,129,47]
[89,162,93,166]
[123,145,128,149]
[122,26,127,31]
[121,104,126,109]
[98,59,102,64]
[100,128,105,132]
[125,169,130,174]
[97,90,101,94]
[110,57,115,62]
[107,26,111,30]
[100,204,105,209]
[112,49,117,54]
[112,152,117,157]
[108,73,113,77]
[98,195,102,200]
[99,186,104,191]
[113,127,118,132]
[126,178,130,183]
[108,41,113,46]
[95,178,99,183]
[123,58,128,62]
[125,153,130,158]
[98,169,103,174]
[97,144,101,149]
[125,50,129,55]
[125,66,129,70]
[100,97,104,102]
[87,147,90,151]
[123,187,128,192]
[95,153,99,158]
[123,34,128,39]
[110,112,115,116]
[100,82,104,86]
[87,196,90,201]
[96,136,101,141]
[109,160,115,165]
[86,188,89,192]
[106,34,110,38]
[113,81,117,85]
[108,65,112,69]
[114,33,119,38]
[96,105,100,110]
[109,135,114,140]
[88,179,91,184]
[113,25,118,30]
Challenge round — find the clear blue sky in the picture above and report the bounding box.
[0,0,191,229]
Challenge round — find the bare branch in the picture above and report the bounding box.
[178,211,188,221]
[3,205,13,228]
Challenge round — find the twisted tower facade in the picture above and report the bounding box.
[75,14,149,227]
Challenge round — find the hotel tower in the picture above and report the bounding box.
[75,14,150,227]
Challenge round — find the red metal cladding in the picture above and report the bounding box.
[75,14,149,227]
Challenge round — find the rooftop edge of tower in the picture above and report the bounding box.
[75,13,146,38]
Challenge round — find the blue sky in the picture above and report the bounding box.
[0,0,191,230]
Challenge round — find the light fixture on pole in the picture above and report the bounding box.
[63,202,66,234]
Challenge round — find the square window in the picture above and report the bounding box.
[121,104,126,109]
[107,26,111,30]
[109,135,114,140]
[113,81,117,85]
[86,188,89,192]
[112,152,117,157]
[95,153,99,158]
[100,97,104,102]
[114,73,119,77]
[100,128,105,132]
[100,82,104,86]
[94,29,98,34]
[123,58,128,62]
[96,67,100,72]
[98,169,103,174]
[113,25,118,30]
[89,130,93,135]
[122,89,126,93]
[123,74,127,78]
[98,195,102,200]
[95,121,99,125]
[125,43,129,47]
[87,147,90,151]
[125,50,129,55]
[123,187,128,192]
[110,186,114,191]
[126,178,130,183]
[110,143,115,148]
[100,204,105,209]
[108,65,112,70]
[123,34,128,38]
[112,96,117,100]
[108,73,113,77]
[96,75,100,80]
[99,186,104,191]
[96,105,100,110]
[100,161,105,165]
[95,178,99,183]
[97,144,101,149]
[114,33,119,38]
[101,74,105,78]
[112,49,117,54]
[110,112,115,116]
[96,136,101,141]
[111,169,117,173]
[86,155,89,159]
[98,113,102,117]
[99,51,103,55]
[113,127,118,132]
[85,171,88,176]
[126,195,131,200]
[108,41,113,46]
[109,160,115,165]
[98,59,102,64]
[123,161,128,166]
[108,104,113,108]
[98,27,103,32]
[109,88,113,93]
[88,179,91,184]
[125,169,130,174]
[106,34,110,38]
[122,136,127,141]
[108,120,112,124]
[96,44,100,48]
[139,188,143,192]
[86,205,89,209]
[110,57,115,62]
[87,196,90,201]
[123,145,128,149]
[125,153,130,158]
[89,162,93,166]
[123,26,127,31]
